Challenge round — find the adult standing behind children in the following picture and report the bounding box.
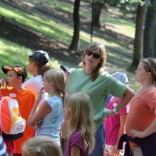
[0,64,36,156]
[28,69,66,146]
[125,58,156,156]
[104,72,130,156]
[65,42,135,156]
[23,50,50,107]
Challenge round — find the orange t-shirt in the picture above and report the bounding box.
[1,88,36,154]
[126,88,156,148]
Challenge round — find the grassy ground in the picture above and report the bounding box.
[0,38,60,78]
[0,0,141,92]
[0,37,141,92]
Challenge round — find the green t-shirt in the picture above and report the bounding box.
[65,68,126,130]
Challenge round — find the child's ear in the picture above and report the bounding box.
[50,83,54,88]
[146,72,152,78]
[18,76,23,82]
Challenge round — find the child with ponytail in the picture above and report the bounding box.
[28,69,66,146]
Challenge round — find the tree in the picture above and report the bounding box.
[131,4,147,67]
[143,0,156,57]
[92,0,103,28]
[69,0,81,52]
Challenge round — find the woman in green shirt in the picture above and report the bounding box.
[65,42,134,156]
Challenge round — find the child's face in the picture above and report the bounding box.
[6,70,21,87]
[63,106,71,120]
[135,62,149,83]
[43,78,52,93]
[27,60,35,74]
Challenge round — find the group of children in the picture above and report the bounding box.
[0,50,95,156]
[0,44,156,156]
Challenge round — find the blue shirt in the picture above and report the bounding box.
[36,95,64,143]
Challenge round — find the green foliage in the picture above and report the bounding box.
[84,0,150,14]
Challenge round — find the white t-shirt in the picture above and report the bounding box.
[23,75,48,106]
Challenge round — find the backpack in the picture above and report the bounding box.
[0,96,26,140]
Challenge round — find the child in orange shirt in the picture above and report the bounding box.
[0,64,36,156]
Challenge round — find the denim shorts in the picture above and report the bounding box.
[89,124,105,156]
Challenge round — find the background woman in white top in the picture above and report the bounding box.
[23,50,50,106]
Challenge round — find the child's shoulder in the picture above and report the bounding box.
[71,130,81,139]
[18,88,36,97]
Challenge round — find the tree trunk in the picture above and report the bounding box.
[69,0,81,52]
[143,0,156,58]
[131,4,147,67]
[92,1,102,28]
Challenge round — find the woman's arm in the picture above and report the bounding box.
[130,110,156,138]
[115,87,134,113]
[71,145,80,156]
[112,113,127,155]
[118,113,127,142]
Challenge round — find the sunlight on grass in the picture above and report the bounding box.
[36,0,135,36]
[0,1,138,91]
[0,38,60,78]
[0,1,134,55]
[24,0,135,39]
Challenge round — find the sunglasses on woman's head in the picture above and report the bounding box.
[86,50,100,59]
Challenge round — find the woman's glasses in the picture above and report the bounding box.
[86,50,100,59]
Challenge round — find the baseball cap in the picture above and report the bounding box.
[2,64,27,81]
[112,72,129,86]
[29,50,49,66]
[60,65,71,73]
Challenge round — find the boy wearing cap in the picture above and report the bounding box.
[0,64,36,156]
[23,50,50,108]
[104,72,130,156]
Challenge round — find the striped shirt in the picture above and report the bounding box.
[0,136,8,156]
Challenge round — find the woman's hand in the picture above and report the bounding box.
[130,129,144,138]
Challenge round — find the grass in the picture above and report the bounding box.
[0,37,139,92]
[0,38,60,78]
[25,0,135,37]
[0,1,134,56]
[0,1,140,92]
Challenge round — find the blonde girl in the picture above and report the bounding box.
[63,92,95,156]
[22,135,62,156]
[23,50,50,106]
[28,69,66,145]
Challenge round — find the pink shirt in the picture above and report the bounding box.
[105,98,129,145]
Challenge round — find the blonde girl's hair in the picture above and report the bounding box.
[79,42,107,81]
[29,56,50,77]
[141,58,156,84]
[64,92,95,153]
[22,135,63,156]
[44,69,66,97]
